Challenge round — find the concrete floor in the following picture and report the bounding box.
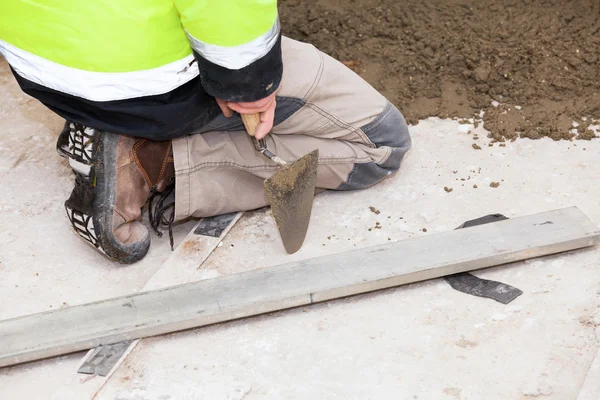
[1,59,599,399]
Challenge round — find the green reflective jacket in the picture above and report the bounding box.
[0,0,282,138]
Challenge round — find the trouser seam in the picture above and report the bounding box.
[304,47,325,100]
[183,155,372,175]
[304,103,377,148]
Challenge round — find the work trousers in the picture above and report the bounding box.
[172,37,412,220]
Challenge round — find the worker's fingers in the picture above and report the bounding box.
[226,93,276,114]
[254,98,276,140]
[227,102,268,114]
[216,98,233,118]
[224,102,244,114]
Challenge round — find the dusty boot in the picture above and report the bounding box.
[58,122,174,264]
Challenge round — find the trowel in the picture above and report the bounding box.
[242,114,318,254]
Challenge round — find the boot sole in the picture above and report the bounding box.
[93,132,151,264]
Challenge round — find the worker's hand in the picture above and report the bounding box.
[216,93,276,140]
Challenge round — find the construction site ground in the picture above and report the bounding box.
[1,1,600,396]
[1,58,599,399]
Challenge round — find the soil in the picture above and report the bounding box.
[280,0,600,141]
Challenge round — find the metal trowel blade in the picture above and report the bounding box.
[264,149,319,254]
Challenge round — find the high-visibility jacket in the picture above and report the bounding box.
[0,0,282,139]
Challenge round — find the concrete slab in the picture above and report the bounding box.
[578,347,600,400]
[94,119,600,399]
[0,61,195,398]
[1,56,599,399]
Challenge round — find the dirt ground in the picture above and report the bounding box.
[280,0,600,141]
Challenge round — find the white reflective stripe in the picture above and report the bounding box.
[186,17,280,70]
[0,39,199,102]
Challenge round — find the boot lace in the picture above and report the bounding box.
[148,180,176,250]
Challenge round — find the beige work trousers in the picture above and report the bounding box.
[172,37,412,220]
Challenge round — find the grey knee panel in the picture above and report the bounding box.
[337,103,412,191]
[362,102,411,149]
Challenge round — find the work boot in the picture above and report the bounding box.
[57,122,174,264]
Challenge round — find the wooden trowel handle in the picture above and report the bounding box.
[241,113,261,137]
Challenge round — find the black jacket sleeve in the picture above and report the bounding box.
[193,34,283,103]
